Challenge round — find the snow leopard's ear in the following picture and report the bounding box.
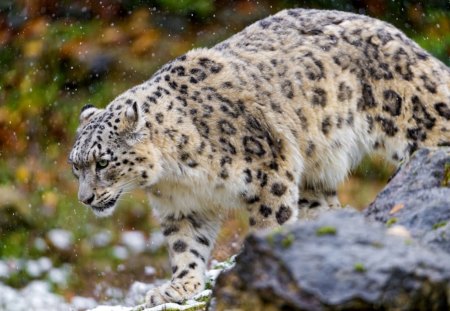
[125,101,139,124]
[123,100,144,134]
[79,104,101,126]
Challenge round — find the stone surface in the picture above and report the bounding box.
[209,210,450,311]
[365,147,450,254]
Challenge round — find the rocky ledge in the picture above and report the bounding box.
[209,147,450,311]
[365,147,450,254]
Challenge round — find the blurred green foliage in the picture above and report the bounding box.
[157,0,214,16]
[0,0,448,299]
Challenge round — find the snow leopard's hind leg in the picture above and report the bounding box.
[297,187,341,219]
[242,167,300,230]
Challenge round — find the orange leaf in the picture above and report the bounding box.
[389,203,405,215]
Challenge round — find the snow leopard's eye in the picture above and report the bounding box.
[96,159,109,170]
[72,164,80,178]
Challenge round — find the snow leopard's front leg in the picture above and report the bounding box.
[145,211,221,306]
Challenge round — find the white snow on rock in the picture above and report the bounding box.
[0,280,103,311]
[148,231,165,252]
[0,261,10,278]
[92,230,113,247]
[47,229,73,250]
[48,265,71,285]
[26,260,44,278]
[1,258,55,280]
[88,306,131,311]
[0,281,71,311]
[26,257,53,277]
[0,257,235,311]
[89,300,207,311]
[33,237,48,252]
[144,266,156,276]
[71,296,98,310]
[113,246,129,260]
[121,281,157,306]
[121,231,147,254]
[88,256,236,311]
[38,257,53,272]
[105,286,125,300]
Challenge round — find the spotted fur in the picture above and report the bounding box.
[69,9,450,306]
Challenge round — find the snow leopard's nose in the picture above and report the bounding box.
[79,192,95,205]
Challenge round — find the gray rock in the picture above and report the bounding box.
[209,210,450,311]
[365,147,450,254]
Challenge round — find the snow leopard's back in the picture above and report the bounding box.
[212,8,449,189]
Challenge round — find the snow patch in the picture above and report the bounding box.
[121,231,147,253]
[0,281,70,311]
[0,261,10,278]
[33,237,48,252]
[144,266,156,276]
[0,257,235,311]
[71,296,98,310]
[92,230,113,247]
[113,246,129,260]
[88,256,236,311]
[148,231,164,251]
[25,257,53,277]
[47,229,73,250]
[48,265,70,285]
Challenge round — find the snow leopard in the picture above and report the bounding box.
[69,8,450,306]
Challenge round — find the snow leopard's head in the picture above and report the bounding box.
[69,97,161,217]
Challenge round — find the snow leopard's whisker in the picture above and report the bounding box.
[116,177,139,191]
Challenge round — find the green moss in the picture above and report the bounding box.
[195,295,211,303]
[0,229,30,258]
[432,221,447,230]
[371,242,384,248]
[162,302,207,311]
[386,218,397,227]
[354,262,366,273]
[4,270,33,288]
[266,234,275,246]
[266,227,283,246]
[225,255,236,265]
[442,162,450,187]
[131,305,147,311]
[281,234,295,248]
[316,226,337,236]
[212,255,235,270]
[204,280,213,290]
[157,0,214,17]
